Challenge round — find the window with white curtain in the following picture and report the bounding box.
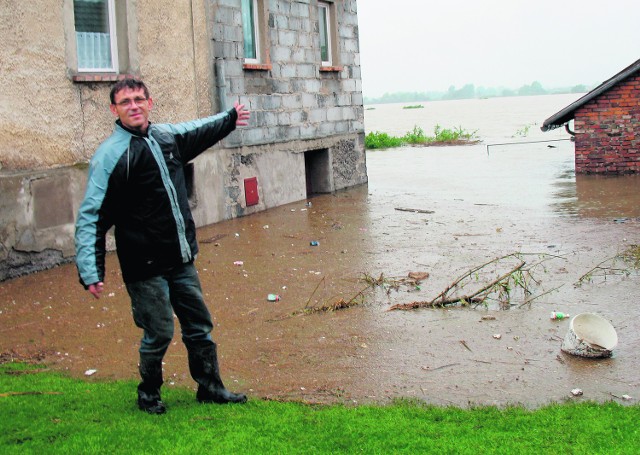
[74,0,118,72]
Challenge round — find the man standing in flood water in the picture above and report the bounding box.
[75,78,249,414]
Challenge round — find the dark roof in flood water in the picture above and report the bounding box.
[541,58,640,132]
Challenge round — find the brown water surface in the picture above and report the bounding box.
[2,95,640,407]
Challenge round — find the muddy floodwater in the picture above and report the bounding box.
[2,95,640,408]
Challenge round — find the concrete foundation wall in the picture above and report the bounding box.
[0,167,87,280]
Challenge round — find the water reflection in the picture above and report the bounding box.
[575,174,640,218]
[549,167,578,216]
[367,144,640,220]
[552,173,640,218]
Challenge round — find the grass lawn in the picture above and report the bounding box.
[1,363,638,454]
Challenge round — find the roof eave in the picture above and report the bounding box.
[541,58,640,132]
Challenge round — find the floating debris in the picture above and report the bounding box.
[561,313,618,358]
[394,207,435,214]
[550,311,569,320]
[408,271,429,281]
[200,233,227,244]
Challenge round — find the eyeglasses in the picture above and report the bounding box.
[114,97,148,108]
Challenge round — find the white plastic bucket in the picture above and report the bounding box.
[561,313,618,358]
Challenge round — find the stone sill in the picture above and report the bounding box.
[319,66,343,72]
[243,63,272,71]
[72,73,136,82]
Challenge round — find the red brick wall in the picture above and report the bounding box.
[573,73,640,174]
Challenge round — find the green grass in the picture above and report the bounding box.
[513,123,534,137]
[402,104,424,109]
[1,363,639,454]
[365,124,478,149]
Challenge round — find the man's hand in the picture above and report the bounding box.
[234,101,250,126]
[88,282,104,299]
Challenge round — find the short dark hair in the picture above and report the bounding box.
[109,78,150,104]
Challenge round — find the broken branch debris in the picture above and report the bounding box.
[394,207,435,214]
[387,253,563,311]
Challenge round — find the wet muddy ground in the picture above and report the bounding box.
[1,144,639,408]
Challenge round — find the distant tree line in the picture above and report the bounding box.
[364,82,590,105]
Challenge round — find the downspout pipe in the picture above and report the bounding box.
[565,120,575,136]
[214,58,228,111]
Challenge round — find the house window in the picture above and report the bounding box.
[240,0,271,69]
[318,2,332,66]
[73,0,118,72]
[241,0,260,63]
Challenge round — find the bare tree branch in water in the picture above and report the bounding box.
[575,244,640,285]
[387,253,564,311]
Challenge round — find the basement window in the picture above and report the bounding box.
[305,149,333,195]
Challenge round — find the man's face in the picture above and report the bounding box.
[109,87,153,133]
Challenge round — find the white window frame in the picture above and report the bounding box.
[74,0,119,73]
[242,0,260,64]
[319,1,332,67]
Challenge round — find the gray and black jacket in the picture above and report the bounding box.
[75,108,238,286]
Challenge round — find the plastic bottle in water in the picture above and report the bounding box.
[550,311,569,320]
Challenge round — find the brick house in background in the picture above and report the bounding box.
[541,58,640,174]
[0,0,366,280]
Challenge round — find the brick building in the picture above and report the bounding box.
[0,0,367,280]
[542,59,640,174]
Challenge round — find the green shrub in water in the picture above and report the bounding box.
[364,131,404,149]
[365,125,478,149]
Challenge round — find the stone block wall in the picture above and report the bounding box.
[574,74,640,174]
[200,0,367,222]
[210,0,365,148]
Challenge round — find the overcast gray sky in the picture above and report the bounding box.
[357,0,640,98]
